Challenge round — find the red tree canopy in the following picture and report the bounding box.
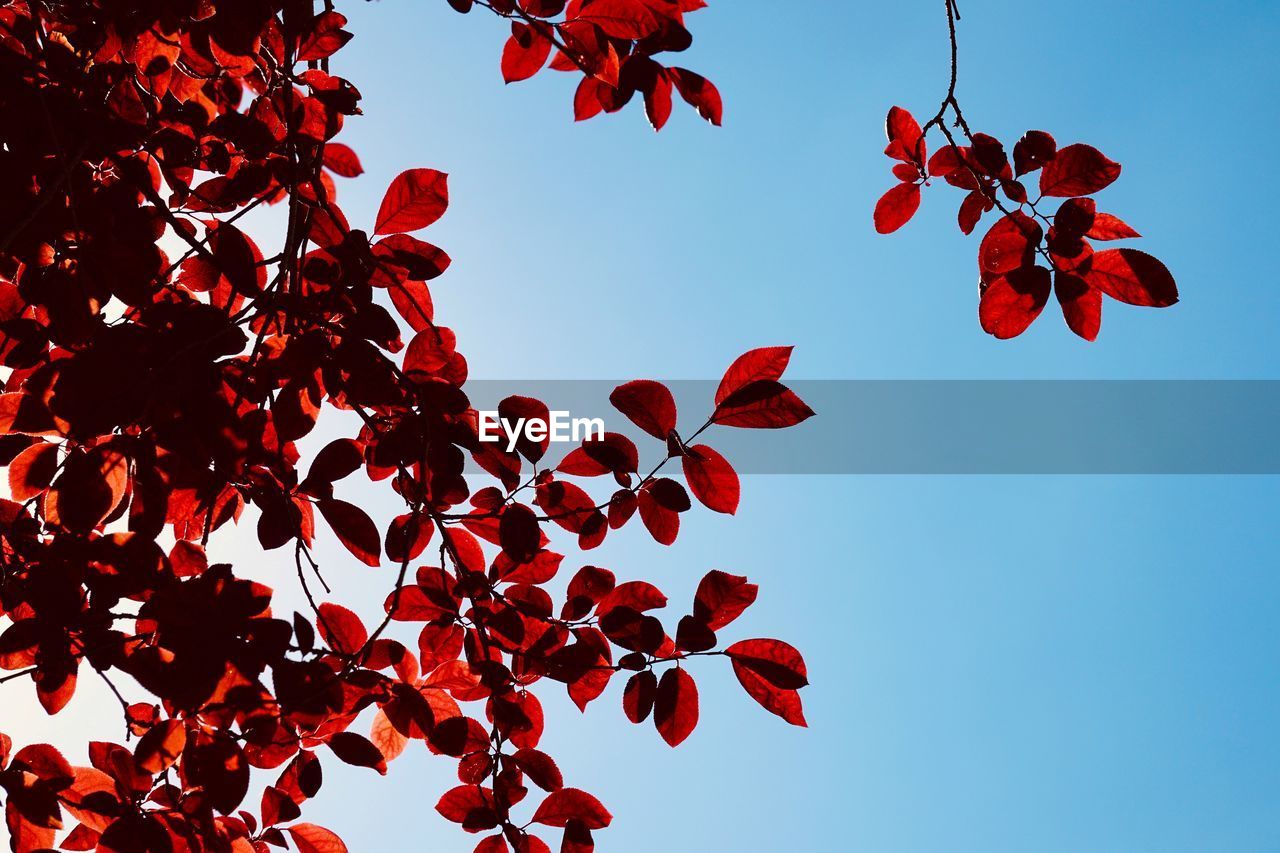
[0,0,1177,850]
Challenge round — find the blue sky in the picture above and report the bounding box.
[6,1,1280,851]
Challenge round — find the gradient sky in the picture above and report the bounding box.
[6,1,1280,851]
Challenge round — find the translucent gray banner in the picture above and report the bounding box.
[460,380,1280,474]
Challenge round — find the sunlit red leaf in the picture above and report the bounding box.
[681,444,738,514]
[530,788,612,829]
[322,143,363,177]
[502,22,553,83]
[317,603,368,655]
[712,381,814,429]
[1039,143,1121,197]
[668,68,722,125]
[298,12,352,61]
[133,720,186,774]
[287,823,348,853]
[576,0,661,39]
[1055,271,1103,341]
[726,639,808,727]
[375,169,450,235]
[874,182,921,234]
[716,347,792,406]
[1084,248,1178,307]
[608,380,676,440]
[1086,213,1141,241]
[436,785,499,831]
[979,265,1052,339]
[978,212,1042,279]
[692,571,758,631]
[7,441,59,501]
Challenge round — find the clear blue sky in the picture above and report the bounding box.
[8,2,1279,851]
[315,1,1280,850]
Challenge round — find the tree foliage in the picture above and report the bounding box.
[0,0,1176,850]
[0,1,810,851]
[873,0,1178,340]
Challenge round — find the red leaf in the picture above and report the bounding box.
[608,380,676,440]
[957,189,991,235]
[436,785,499,831]
[692,570,757,631]
[498,503,541,563]
[979,266,1052,339]
[286,824,348,853]
[725,638,809,689]
[725,639,808,727]
[297,12,352,61]
[322,143,363,177]
[573,77,606,122]
[530,788,612,829]
[8,441,59,501]
[978,212,1042,279]
[668,68,722,125]
[405,326,458,377]
[510,748,563,792]
[873,182,921,234]
[597,579,667,617]
[386,513,434,564]
[1039,143,1121,197]
[712,381,814,429]
[883,106,924,166]
[317,499,381,566]
[375,169,449,235]
[1084,248,1178,307]
[317,603,368,655]
[374,234,452,283]
[303,439,364,489]
[654,667,698,746]
[716,346,793,406]
[637,479,687,545]
[681,444,739,514]
[622,670,656,724]
[576,0,661,39]
[1087,213,1141,241]
[327,732,387,775]
[1055,271,1102,341]
[370,709,408,763]
[557,432,639,477]
[133,719,186,774]
[1012,130,1056,176]
[501,22,553,83]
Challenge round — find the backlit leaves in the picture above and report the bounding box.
[0,2,820,851]
[874,101,1177,339]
